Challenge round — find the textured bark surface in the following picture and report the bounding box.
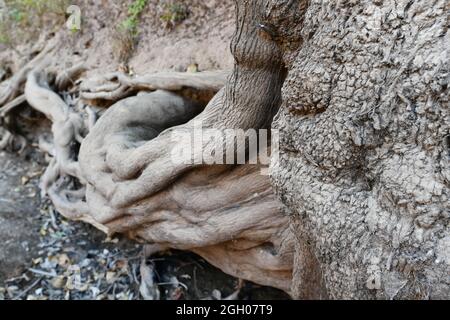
[271,0,449,299]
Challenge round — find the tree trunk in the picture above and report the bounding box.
[272,0,449,299]
[75,0,296,292]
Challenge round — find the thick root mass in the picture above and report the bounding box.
[0,57,293,292]
[0,0,295,294]
[77,86,293,292]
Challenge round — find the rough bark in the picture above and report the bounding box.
[271,0,449,299]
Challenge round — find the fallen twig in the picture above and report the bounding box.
[12,277,43,300]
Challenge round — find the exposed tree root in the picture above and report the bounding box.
[2,51,293,291]
[0,0,298,294]
[0,35,63,153]
[0,94,26,118]
[80,70,229,103]
[0,34,59,107]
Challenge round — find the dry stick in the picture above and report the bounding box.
[157,281,188,290]
[25,69,87,198]
[193,267,201,298]
[28,268,57,277]
[0,94,26,117]
[48,207,59,230]
[0,38,58,152]
[12,277,44,300]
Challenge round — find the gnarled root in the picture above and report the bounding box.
[80,70,229,103]
[76,87,293,291]
[6,60,293,291]
[24,69,86,195]
[0,95,28,152]
[2,0,295,294]
[0,34,59,107]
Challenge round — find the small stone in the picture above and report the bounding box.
[106,271,117,284]
[51,276,66,289]
[21,176,30,185]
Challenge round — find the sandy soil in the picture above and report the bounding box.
[0,151,42,283]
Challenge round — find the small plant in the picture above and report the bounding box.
[113,0,148,63]
[0,20,11,45]
[119,0,148,36]
[160,2,188,28]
